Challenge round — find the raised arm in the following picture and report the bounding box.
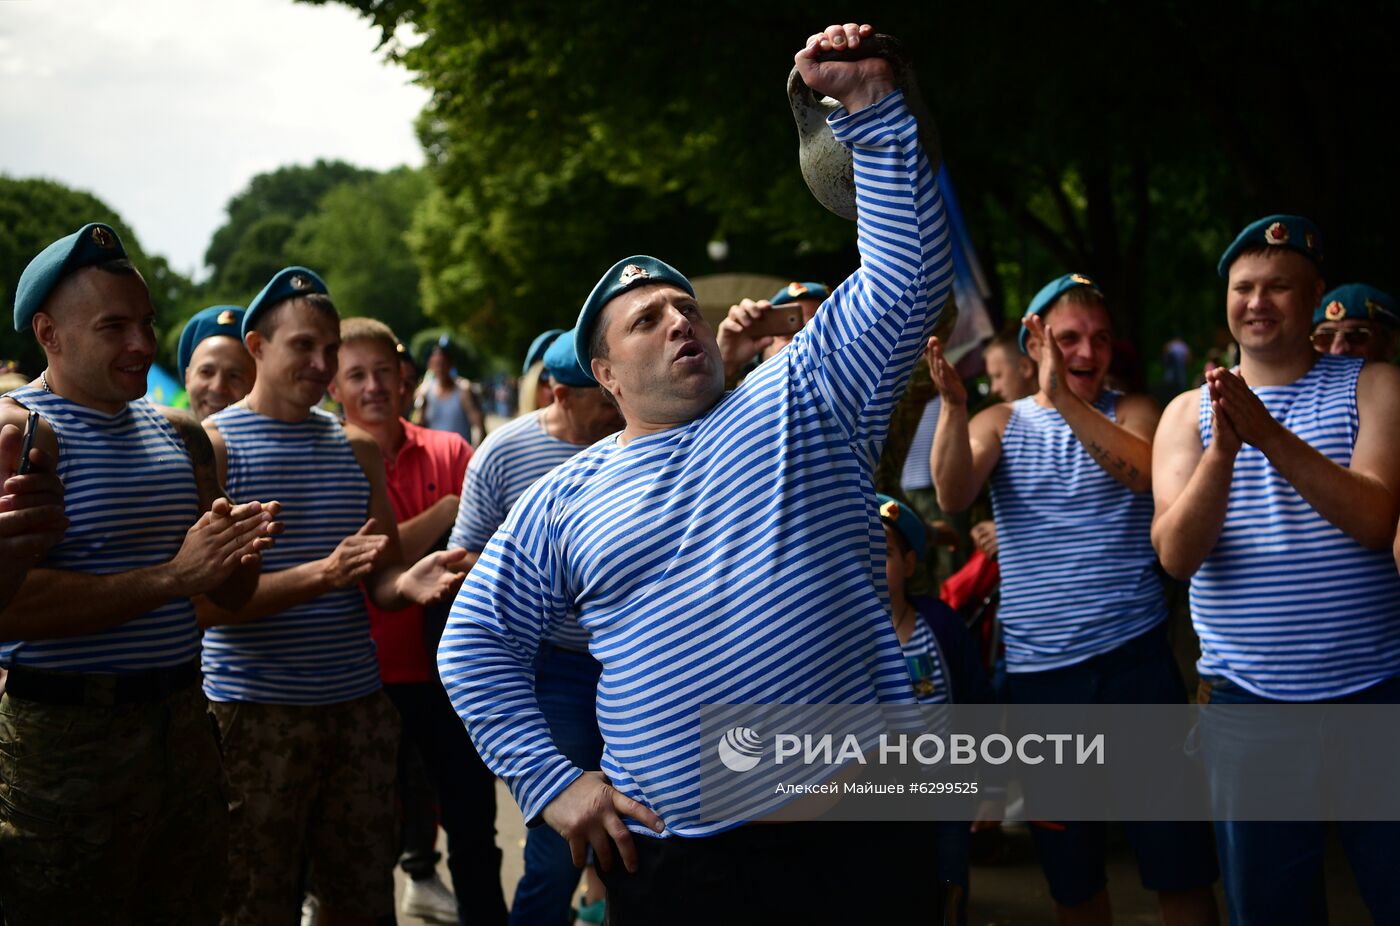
[1024,314,1158,493]
[787,26,953,450]
[926,336,1006,513]
[1151,386,1238,580]
[1212,363,1400,549]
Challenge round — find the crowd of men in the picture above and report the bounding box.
[2,20,1399,926]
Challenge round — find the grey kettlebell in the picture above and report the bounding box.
[788,34,941,221]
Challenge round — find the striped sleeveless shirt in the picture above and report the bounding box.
[1192,355,1400,700]
[991,391,1167,672]
[201,405,380,705]
[0,386,200,672]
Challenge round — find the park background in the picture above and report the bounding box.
[5,0,1397,397]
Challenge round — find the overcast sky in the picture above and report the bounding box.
[1,0,429,279]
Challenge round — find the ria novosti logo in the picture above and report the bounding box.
[716,726,764,772]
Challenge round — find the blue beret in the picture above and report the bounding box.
[523,328,566,375]
[1217,215,1324,278]
[574,255,695,382]
[241,266,329,338]
[876,493,926,562]
[770,281,830,306]
[178,306,246,378]
[542,328,594,387]
[1314,283,1400,329]
[1018,273,1102,353]
[14,223,127,332]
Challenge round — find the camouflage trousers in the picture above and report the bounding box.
[209,690,399,925]
[0,682,229,925]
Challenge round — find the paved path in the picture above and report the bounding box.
[396,784,1374,925]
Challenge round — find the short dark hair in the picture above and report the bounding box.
[986,322,1023,354]
[254,293,338,339]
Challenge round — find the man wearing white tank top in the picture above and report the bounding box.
[929,274,1219,926]
[0,223,281,923]
[1154,215,1400,925]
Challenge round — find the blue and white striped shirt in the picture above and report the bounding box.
[1192,355,1400,700]
[449,410,598,651]
[899,617,951,705]
[991,392,1167,672]
[899,397,940,492]
[202,405,381,705]
[0,387,200,672]
[439,90,952,838]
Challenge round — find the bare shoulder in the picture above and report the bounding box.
[1357,358,1400,397]
[0,395,31,428]
[1116,391,1163,433]
[1118,391,1162,417]
[157,404,219,479]
[1156,388,1204,442]
[969,401,1015,436]
[0,394,59,459]
[158,406,213,454]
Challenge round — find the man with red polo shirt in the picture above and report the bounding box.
[330,317,504,925]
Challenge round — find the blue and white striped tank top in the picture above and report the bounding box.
[900,617,951,705]
[201,405,380,705]
[0,386,200,672]
[440,89,953,837]
[449,410,599,651]
[1191,355,1400,700]
[991,392,1167,672]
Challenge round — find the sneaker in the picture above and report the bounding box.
[575,897,606,924]
[401,873,458,924]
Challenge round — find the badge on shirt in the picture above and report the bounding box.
[906,653,939,699]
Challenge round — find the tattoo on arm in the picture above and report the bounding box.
[1086,438,1140,482]
[163,409,222,508]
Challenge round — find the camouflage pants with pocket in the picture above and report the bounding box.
[210,690,399,925]
[0,683,229,925]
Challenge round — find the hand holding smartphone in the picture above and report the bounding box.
[746,305,806,339]
[16,410,40,476]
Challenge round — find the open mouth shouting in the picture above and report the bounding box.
[672,339,707,368]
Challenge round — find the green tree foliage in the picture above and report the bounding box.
[0,176,193,376]
[205,159,375,295]
[307,0,1398,384]
[289,167,431,338]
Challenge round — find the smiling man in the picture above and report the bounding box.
[1153,215,1400,924]
[328,317,503,926]
[177,304,254,421]
[0,223,279,923]
[928,273,1218,925]
[439,23,953,921]
[198,268,468,925]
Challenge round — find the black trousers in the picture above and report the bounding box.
[385,682,507,926]
[598,820,942,925]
